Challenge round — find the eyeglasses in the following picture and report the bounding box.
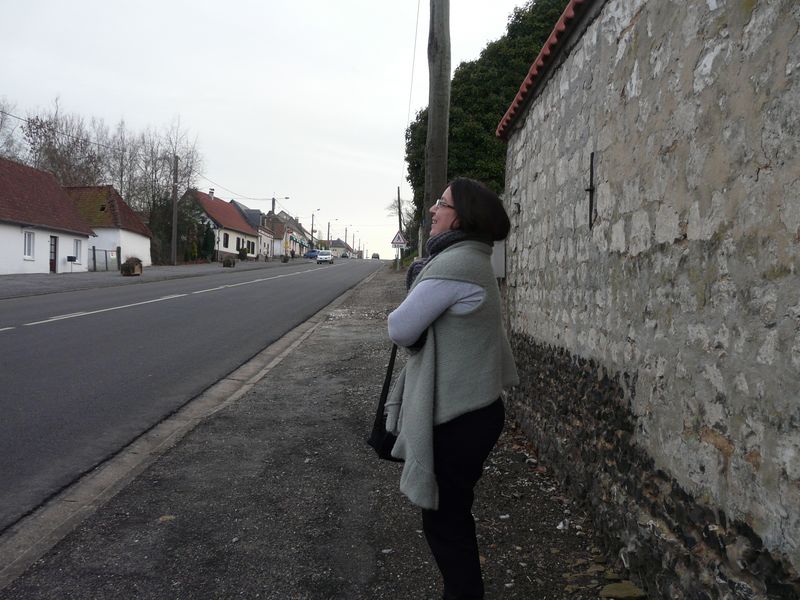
[434,198,454,209]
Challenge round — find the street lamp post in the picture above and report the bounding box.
[344,224,352,254]
[327,218,338,250]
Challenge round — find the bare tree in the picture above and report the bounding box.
[385,197,405,228]
[21,100,106,186]
[109,119,141,204]
[131,126,168,212]
[162,116,203,192]
[420,0,451,254]
[0,97,23,159]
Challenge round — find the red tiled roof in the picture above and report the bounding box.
[496,0,592,141]
[65,185,152,238]
[0,157,93,236]
[191,190,257,236]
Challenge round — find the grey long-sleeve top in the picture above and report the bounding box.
[388,279,484,347]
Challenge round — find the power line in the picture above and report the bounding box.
[190,170,251,200]
[1,108,118,154]
[399,0,422,198]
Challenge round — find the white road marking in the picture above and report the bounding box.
[24,295,187,326]
[18,266,336,328]
[0,327,15,333]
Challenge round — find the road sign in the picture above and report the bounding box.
[390,231,407,247]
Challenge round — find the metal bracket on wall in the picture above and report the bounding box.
[586,151,596,230]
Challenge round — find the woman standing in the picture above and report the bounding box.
[386,178,519,599]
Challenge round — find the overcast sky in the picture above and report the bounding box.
[2,1,527,258]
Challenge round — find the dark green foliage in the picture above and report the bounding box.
[201,226,215,260]
[148,191,208,264]
[404,0,570,223]
[405,108,427,214]
[402,109,428,254]
[238,247,248,261]
[222,256,236,268]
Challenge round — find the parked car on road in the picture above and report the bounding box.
[317,249,334,264]
[371,253,380,259]
[303,249,320,259]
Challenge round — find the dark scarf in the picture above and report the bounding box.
[405,230,472,291]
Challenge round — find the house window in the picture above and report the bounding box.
[236,238,241,250]
[223,233,229,248]
[23,231,35,259]
[73,239,82,263]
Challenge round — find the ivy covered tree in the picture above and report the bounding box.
[404,0,570,232]
[148,188,208,264]
[402,108,428,253]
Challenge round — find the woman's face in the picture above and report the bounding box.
[430,186,459,236]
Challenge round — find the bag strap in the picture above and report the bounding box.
[372,344,398,428]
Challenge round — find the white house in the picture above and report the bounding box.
[0,157,93,275]
[65,185,153,268]
[267,218,288,259]
[329,238,353,258]
[265,210,312,258]
[189,189,258,261]
[231,199,275,260]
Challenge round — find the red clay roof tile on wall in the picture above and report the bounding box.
[65,185,152,238]
[0,157,93,236]
[496,0,592,141]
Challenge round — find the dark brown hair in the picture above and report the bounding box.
[448,177,510,242]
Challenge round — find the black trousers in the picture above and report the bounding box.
[422,399,505,600]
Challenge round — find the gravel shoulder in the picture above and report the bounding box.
[3,265,625,599]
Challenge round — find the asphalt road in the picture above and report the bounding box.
[0,259,382,532]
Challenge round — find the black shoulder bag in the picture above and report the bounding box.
[367,344,403,462]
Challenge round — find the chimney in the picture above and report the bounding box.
[209,188,215,200]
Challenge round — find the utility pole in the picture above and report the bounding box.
[327,222,330,249]
[311,212,316,249]
[420,0,450,255]
[397,187,403,233]
[397,186,404,261]
[170,154,178,265]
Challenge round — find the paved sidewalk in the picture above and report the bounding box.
[0,266,633,599]
[0,259,301,300]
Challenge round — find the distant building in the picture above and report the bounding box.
[0,157,93,275]
[65,185,152,268]
[231,199,274,260]
[265,210,311,258]
[187,189,258,261]
[329,238,353,258]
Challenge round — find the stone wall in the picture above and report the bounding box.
[502,0,800,597]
